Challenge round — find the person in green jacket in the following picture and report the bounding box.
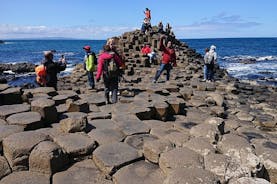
[83,45,97,89]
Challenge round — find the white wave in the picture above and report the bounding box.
[3,70,15,75]
[221,55,277,62]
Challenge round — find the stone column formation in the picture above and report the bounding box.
[0,28,276,184]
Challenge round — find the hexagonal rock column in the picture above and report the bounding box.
[163,167,220,184]
[217,134,263,177]
[6,111,43,130]
[93,142,142,175]
[52,95,69,105]
[31,98,58,124]
[0,156,11,180]
[88,129,125,145]
[0,87,22,105]
[2,131,49,171]
[59,112,87,133]
[52,159,113,184]
[159,147,204,175]
[0,125,24,152]
[251,139,277,183]
[143,139,174,163]
[167,97,186,115]
[113,160,165,184]
[29,141,69,175]
[0,104,30,119]
[153,101,169,121]
[228,177,270,184]
[24,87,57,97]
[0,171,50,184]
[66,99,89,113]
[54,133,97,158]
[124,134,158,153]
[190,123,222,144]
[183,137,216,156]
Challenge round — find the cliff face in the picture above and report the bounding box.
[0,29,276,184]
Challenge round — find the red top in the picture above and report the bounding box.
[159,40,176,65]
[141,46,151,55]
[96,52,123,80]
[145,10,151,19]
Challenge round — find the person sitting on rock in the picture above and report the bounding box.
[141,44,156,64]
[158,21,164,33]
[96,45,124,104]
[141,18,152,34]
[42,51,66,90]
[153,35,176,83]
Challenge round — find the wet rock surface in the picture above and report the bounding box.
[0,29,276,183]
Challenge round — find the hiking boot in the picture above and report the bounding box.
[152,80,157,83]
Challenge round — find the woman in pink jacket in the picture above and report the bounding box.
[96,45,123,104]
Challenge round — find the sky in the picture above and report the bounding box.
[1,0,277,39]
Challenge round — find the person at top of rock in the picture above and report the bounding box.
[41,51,66,90]
[141,18,152,34]
[158,21,164,33]
[153,35,176,83]
[144,8,151,21]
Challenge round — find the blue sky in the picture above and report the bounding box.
[1,0,276,39]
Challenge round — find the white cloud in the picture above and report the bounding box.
[0,24,138,39]
[173,13,262,38]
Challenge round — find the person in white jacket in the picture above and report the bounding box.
[207,45,217,81]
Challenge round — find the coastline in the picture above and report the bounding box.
[0,29,276,183]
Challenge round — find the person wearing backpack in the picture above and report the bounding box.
[41,51,66,90]
[207,45,217,82]
[153,35,176,83]
[96,45,123,104]
[83,45,97,89]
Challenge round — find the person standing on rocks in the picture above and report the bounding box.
[144,8,151,22]
[42,51,66,90]
[158,21,164,33]
[202,48,210,82]
[83,45,97,89]
[107,38,126,81]
[153,35,176,83]
[207,45,217,82]
[96,45,123,104]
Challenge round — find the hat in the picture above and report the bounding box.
[43,51,53,57]
[83,45,91,50]
[210,45,216,50]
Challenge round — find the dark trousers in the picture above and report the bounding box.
[104,78,119,104]
[87,71,95,88]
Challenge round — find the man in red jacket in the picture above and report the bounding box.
[153,35,176,83]
[96,45,123,104]
[141,44,156,64]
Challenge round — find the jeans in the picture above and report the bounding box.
[147,52,156,63]
[87,71,95,88]
[203,64,208,80]
[154,63,171,81]
[104,78,119,104]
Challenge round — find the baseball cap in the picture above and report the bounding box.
[83,45,91,50]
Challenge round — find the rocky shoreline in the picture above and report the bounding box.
[0,29,276,184]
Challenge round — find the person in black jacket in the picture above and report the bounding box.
[42,51,66,90]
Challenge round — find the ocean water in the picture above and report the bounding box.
[0,38,277,86]
[182,38,277,86]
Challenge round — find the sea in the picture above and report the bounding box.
[0,38,277,87]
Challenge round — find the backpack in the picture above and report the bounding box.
[205,52,214,64]
[103,55,119,80]
[35,65,47,86]
[85,52,97,72]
